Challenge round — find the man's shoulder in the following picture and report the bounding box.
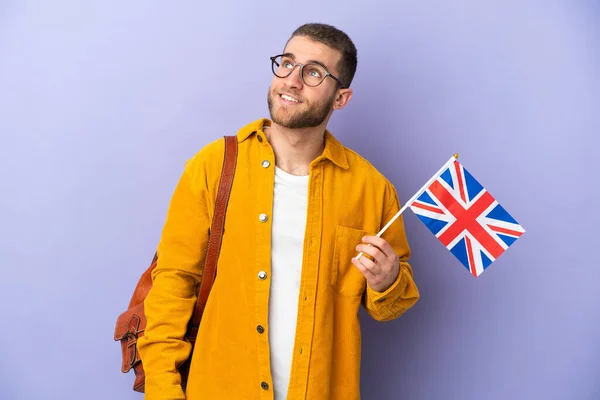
[338,144,401,208]
[182,136,228,180]
[185,118,265,170]
[341,143,393,187]
[190,136,227,161]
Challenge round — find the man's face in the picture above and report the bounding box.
[267,36,343,129]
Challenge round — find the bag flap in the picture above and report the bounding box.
[114,302,146,341]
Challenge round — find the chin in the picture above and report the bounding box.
[271,115,295,128]
[269,106,293,125]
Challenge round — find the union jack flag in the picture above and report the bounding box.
[410,160,525,277]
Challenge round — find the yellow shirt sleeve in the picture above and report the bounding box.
[137,145,217,399]
[362,182,420,321]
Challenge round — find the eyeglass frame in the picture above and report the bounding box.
[270,54,345,88]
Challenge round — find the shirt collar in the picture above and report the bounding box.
[236,118,349,170]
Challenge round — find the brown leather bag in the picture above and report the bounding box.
[114,135,238,393]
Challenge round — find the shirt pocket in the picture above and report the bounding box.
[330,225,368,298]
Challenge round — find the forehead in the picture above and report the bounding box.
[283,36,342,73]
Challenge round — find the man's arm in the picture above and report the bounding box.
[356,182,420,321]
[137,153,212,400]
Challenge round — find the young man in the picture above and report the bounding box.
[137,23,420,400]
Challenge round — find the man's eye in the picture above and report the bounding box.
[307,67,322,78]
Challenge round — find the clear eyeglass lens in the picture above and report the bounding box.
[272,56,326,86]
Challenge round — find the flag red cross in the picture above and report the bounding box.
[428,180,504,259]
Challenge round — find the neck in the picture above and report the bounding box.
[264,122,326,176]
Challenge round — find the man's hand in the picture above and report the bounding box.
[352,235,400,293]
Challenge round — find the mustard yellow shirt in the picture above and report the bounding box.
[137,118,420,400]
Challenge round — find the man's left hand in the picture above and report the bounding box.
[352,236,400,293]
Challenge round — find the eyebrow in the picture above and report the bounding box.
[282,53,331,71]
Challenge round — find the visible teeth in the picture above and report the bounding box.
[281,94,299,103]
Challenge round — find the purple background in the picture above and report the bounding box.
[1,1,598,399]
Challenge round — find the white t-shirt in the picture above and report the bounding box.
[269,166,309,400]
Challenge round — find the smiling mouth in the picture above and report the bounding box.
[280,93,301,103]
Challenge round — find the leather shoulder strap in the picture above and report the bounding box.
[190,135,238,329]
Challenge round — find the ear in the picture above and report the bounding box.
[332,88,353,110]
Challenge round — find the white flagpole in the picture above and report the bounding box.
[356,154,459,260]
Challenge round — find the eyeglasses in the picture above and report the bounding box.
[270,54,344,88]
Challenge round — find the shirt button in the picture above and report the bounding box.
[259,213,268,223]
[257,135,263,143]
[261,382,269,390]
[256,325,265,334]
[262,160,271,168]
[377,297,387,303]
[258,271,267,280]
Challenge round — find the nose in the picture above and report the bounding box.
[283,64,304,89]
